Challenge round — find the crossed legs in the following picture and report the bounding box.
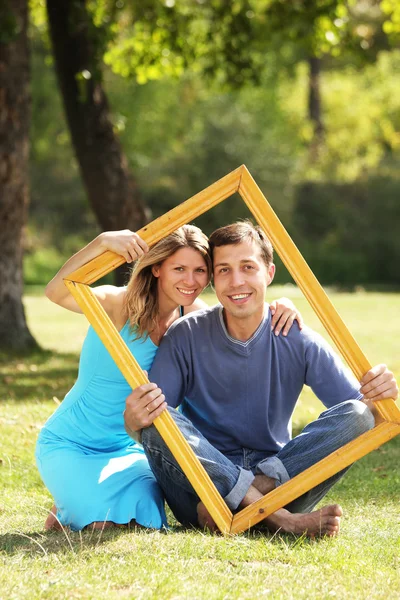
[142,401,375,536]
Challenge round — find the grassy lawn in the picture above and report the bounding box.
[0,287,399,599]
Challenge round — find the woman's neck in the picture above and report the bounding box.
[150,299,181,345]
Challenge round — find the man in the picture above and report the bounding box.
[124,221,398,536]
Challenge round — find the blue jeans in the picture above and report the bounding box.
[141,400,375,526]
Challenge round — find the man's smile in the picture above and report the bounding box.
[228,292,252,303]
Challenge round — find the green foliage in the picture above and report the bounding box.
[292,174,400,285]
[27,6,400,286]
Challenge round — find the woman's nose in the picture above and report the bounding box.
[183,271,195,285]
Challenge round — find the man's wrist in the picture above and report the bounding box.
[123,410,143,444]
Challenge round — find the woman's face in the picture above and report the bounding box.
[152,247,209,309]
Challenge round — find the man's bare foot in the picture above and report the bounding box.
[197,502,218,532]
[265,504,343,537]
[44,505,63,531]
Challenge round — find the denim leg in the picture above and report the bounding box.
[256,400,375,513]
[141,407,254,525]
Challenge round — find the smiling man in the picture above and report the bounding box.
[124,221,398,536]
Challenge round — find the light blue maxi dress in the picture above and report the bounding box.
[35,322,167,530]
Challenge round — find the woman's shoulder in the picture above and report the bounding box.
[93,285,127,328]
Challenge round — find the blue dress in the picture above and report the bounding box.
[35,322,167,531]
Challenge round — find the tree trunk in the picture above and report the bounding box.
[308,56,324,152]
[0,0,38,351]
[46,0,147,285]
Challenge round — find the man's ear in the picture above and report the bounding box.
[152,264,161,278]
[267,263,275,286]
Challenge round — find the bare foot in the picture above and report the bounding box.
[266,504,343,537]
[197,502,218,532]
[44,505,63,531]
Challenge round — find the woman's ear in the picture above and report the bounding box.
[152,264,160,278]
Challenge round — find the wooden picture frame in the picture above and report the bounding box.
[64,165,400,534]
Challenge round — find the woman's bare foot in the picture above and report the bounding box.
[266,504,343,537]
[197,502,218,532]
[44,505,63,531]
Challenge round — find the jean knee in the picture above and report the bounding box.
[343,400,375,436]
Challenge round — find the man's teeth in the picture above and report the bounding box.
[178,289,195,295]
[231,293,250,300]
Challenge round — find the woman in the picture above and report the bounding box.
[36,227,302,532]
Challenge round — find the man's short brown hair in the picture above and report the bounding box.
[209,220,274,267]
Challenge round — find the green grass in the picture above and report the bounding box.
[1,287,399,599]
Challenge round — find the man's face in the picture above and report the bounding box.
[212,240,275,323]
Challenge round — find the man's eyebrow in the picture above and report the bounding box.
[214,261,230,268]
[214,259,255,268]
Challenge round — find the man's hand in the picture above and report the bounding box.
[124,382,167,433]
[360,364,398,402]
[270,297,304,337]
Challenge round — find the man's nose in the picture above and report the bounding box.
[230,270,245,287]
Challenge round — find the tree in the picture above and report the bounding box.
[0,0,38,351]
[45,0,147,284]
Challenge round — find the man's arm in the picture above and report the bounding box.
[124,327,189,438]
[304,328,398,407]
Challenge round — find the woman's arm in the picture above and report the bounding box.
[45,230,148,314]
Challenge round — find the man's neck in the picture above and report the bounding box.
[222,306,266,342]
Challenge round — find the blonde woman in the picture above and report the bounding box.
[36,227,302,531]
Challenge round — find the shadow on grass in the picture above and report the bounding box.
[0,523,166,557]
[0,349,79,403]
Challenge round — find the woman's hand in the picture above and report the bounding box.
[45,229,148,314]
[269,297,304,336]
[100,230,148,263]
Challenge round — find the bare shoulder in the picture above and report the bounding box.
[93,285,127,326]
[183,297,209,315]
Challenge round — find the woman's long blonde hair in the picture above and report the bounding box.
[124,225,211,339]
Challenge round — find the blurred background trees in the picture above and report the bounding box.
[2,0,400,349]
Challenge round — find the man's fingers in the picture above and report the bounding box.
[128,382,158,402]
[360,364,386,385]
[360,365,398,401]
[147,401,167,421]
[145,394,166,415]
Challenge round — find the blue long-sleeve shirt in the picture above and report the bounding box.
[149,304,362,455]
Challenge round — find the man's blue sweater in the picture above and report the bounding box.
[149,304,362,455]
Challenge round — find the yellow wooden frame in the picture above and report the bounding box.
[64,165,400,535]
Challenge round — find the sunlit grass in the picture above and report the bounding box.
[0,287,399,599]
